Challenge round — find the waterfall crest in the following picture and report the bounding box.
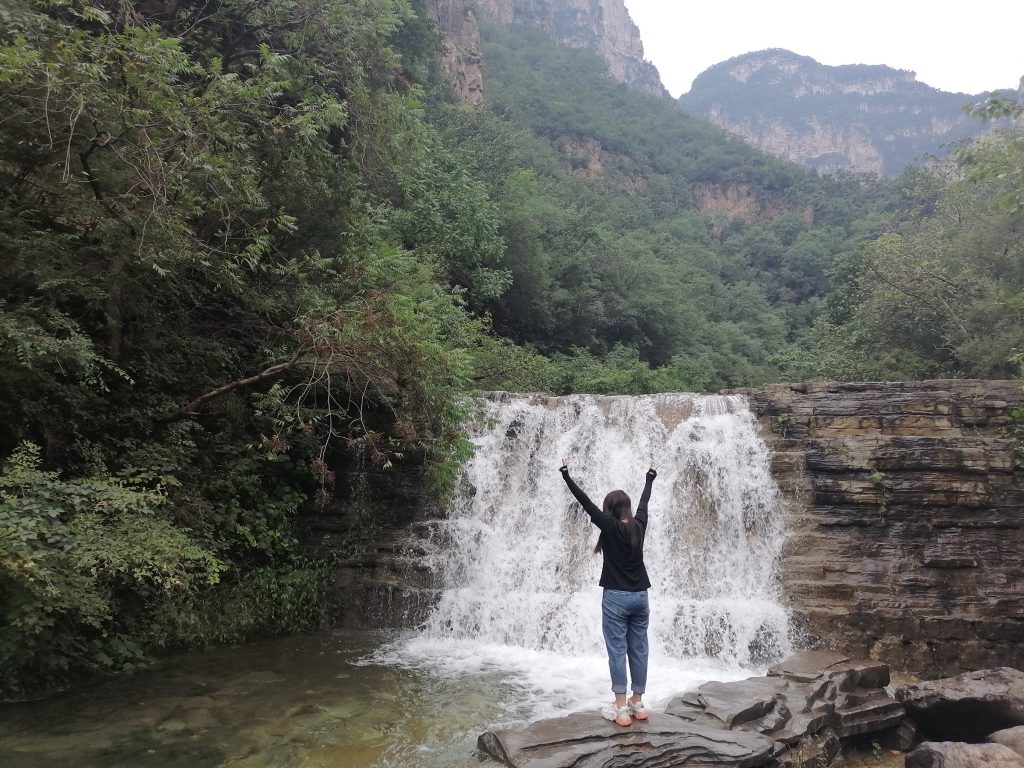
[419,392,791,669]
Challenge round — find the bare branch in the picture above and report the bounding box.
[161,350,304,421]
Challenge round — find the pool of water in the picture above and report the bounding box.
[0,629,755,768]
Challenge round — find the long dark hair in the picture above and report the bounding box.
[594,490,642,558]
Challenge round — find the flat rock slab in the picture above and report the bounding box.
[906,741,1024,768]
[478,711,776,768]
[688,677,792,727]
[768,650,890,690]
[767,650,854,682]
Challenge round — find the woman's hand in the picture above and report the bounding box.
[559,457,569,473]
[646,463,658,480]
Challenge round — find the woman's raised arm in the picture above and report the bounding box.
[635,465,657,527]
[559,459,602,518]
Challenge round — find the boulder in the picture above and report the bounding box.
[896,668,1024,742]
[990,726,1024,759]
[906,741,1024,768]
[477,712,775,768]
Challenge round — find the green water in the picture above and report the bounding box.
[0,631,510,768]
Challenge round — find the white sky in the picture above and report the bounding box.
[622,0,1024,97]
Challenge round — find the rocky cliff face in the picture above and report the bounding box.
[736,380,1024,677]
[425,0,484,106]
[424,0,666,104]
[476,0,665,96]
[681,49,1001,176]
[692,181,814,229]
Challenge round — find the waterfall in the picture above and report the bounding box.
[382,392,791,720]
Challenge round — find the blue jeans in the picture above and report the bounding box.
[601,589,649,695]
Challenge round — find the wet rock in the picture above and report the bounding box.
[990,726,1024,758]
[669,651,902,744]
[769,651,891,692]
[896,668,1024,742]
[477,711,775,768]
[477,653,908,768]
[906,741,1024,768]
[768,650,856,682]
[660,651,904,768]
[685,676,790,727]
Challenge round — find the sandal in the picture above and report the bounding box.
[601,702,631,727]
[628,699,648,720]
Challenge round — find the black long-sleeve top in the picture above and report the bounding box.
[560,468,656,591]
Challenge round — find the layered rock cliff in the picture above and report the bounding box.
[680,49,1002,176]
[424,0,666,104]
[426,0,485,106]
[736,380,1024,677]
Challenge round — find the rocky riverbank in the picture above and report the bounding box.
[477,650,1024,767]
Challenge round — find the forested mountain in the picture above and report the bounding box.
[473,23,894,388]
[680,49,1013,176]
[2,0,1022,694]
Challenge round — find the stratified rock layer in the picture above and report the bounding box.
[732,380,1024,677]
[478,651,902,768]
[479,713,775,768]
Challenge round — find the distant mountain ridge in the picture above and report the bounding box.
[679,49,1005,176]
[424,5,1012,177]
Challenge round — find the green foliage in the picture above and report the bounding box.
[0,0,498,691]
[786,112,1024,381]
[474,23,893,390]
[963,92,1024,214]
[145,560,332,649]
[868,468,891,517]
[0,443,224,692]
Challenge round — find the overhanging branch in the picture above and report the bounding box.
[160,351,304,421]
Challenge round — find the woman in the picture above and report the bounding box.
[559,458,658,727]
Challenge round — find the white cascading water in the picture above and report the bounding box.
[384,392,791,724]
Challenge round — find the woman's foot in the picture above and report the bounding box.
[628,696,648,720]
[601,702,631,726]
